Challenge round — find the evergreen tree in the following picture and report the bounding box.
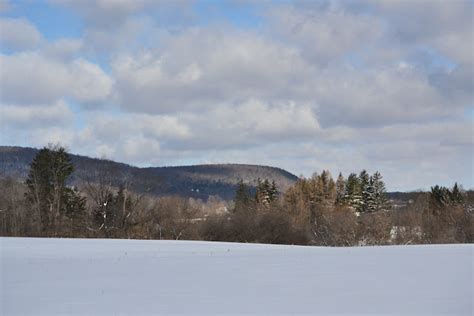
[255,178,278,205]
[345,173,362,209]
[450,182,464,205]
[234,179,252,212]
[365,176,377,212]
[430,183,464,209]
[430,185,451,209]
[269,180,278,202]
[371,171,387,211]
[25,145,85,234]
[359,170,370,212]
[335,173,346,205]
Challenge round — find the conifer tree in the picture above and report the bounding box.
[345,173,362,209]
[430,185,451,209]
[234,179,252,212]
[269,180,278,202]
[371,171,387,211]
[25,145,85,234]
[450,182,464,205]
[255,178,278,205]
[359,170,370,212]
[335,173,346,205]
[365,175,377,212]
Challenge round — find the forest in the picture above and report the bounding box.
[0,145,472,246]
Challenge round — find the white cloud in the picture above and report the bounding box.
[363,0,474,65]
[1,1,472,190]
[70,58,114,103]
[42,38,83,61]
[111,28,315,113]
[0,52,113,105]
[0,100,74,127]
[0,18,42,50]
[313,64,461,127]
[266,4,382,63]
[178,99,321,149]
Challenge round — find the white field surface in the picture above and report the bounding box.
[0,238,472,315]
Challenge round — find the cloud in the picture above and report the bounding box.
[0,1,472,190]
[50,0,152,28]
[51,0,194,30]
[313,64,463,127]
[0,18,42,50]
[42,38,83,61]
[367,0,473,57]
[266,4,382,63]
[76,99,320,153]
[111,27,315,113]
[177,100,321,150]
[0,52,113,105]
[0,100,74,128]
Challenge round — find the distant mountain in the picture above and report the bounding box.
[0,146,299,200]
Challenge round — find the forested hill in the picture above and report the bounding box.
[0,146,298,200]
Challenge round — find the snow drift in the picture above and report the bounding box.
[1,238,472,315]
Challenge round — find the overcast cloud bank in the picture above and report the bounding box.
[0,0,472,190]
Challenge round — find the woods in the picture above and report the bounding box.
[0,146,472,246]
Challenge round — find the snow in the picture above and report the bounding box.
[1,238,472,315]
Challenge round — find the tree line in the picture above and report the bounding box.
[0,145,472,245]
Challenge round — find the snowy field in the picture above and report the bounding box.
[1,238,472,315]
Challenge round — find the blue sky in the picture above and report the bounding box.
[0,0,473,191]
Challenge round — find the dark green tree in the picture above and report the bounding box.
[25,145,85,235]
[430,185,451,210]
[450,182,464,205]
[365,176,377,212]
[345,173,361,209]
[269,180,278,202]
[234,179,252,213]
[255,178,279,206]
[359,170,370,212]
[371,171,388,211]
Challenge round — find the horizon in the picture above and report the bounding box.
[2,144,472,192]
[1,0,473,191]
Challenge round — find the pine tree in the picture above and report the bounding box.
[269,180,278,202]
[25,145,85,235]
[371,171,387,211]
[345,173,362,209]
[255,179,278,206]
[335,173,346,205]
[430,185,451,209]
[450,182,464,205]
[359,170,370,212]
[365,175,377,212]
[234,179,252,213]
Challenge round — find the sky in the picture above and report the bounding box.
[0,0,473,191]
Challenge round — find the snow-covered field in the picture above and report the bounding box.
[1,238,472,315]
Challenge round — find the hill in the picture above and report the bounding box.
[0,146,298,200]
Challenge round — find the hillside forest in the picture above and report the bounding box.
[0,145,472,246]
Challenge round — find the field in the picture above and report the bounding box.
[1,238,472,315]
